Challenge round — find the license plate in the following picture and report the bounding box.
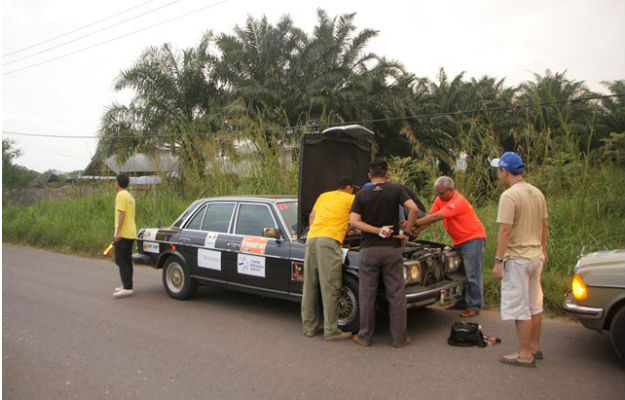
[143,241,160,254]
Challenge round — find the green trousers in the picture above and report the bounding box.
[301,237,343,336]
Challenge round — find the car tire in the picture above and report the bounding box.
[162,257,198,300]
[338,274,360,333]
[610,305,625,364]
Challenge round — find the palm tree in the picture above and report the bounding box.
[97,41,222,174]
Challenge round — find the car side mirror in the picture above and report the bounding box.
[262,227,281,239]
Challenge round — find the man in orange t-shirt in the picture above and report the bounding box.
[411,176,486,317]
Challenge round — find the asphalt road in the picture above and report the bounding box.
[3,244,624,400]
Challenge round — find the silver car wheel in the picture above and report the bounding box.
[338,285,357,327]
[166,261,185,294]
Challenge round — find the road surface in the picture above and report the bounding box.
[3,244,624,399]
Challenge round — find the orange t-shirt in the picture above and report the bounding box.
[430,191,486,246]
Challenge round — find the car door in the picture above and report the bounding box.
[224,202,292,294]
[178,201,235,285]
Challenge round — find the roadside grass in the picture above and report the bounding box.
[2,165,624,314]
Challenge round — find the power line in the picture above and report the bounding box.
[3,0,183,66]
[3,0,160,57]
[3,94,622,139]
[3,0,228,75]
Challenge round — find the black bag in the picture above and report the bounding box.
[447,322,487,347]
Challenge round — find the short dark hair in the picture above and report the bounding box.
[337,175,356,189]
[116,173,130,188]
[369,158,388,178]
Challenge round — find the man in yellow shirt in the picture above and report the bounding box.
[301,176,357,341]
[113,173,137,298]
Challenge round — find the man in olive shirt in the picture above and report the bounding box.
[301,176,357,341]
[113,173,137,298]
[491,152,548,367]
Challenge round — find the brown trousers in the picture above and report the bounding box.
[357,246,408,343]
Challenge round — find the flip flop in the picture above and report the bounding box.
[500,352,536,368]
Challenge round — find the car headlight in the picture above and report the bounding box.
[447,255,460,272]
[572,274,588,300]
[403,261,421,284]
[410,265,420,282]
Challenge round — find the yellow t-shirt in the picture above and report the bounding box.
[307,190,355,244]
[115,189,137,239]
[496,182,547,261]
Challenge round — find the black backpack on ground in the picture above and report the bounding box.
[447,322,487,347]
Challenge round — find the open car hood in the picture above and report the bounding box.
[297,125,374,237]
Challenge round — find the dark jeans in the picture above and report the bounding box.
[454,238,485,309]
[357,246,408,344]
[115,238,134,290]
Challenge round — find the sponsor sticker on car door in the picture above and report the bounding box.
[237,254,266,278]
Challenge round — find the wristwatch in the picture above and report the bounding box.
[494,256,503,263]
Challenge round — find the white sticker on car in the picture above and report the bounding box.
[143,241,159,254]
[198,248,221,271]
[204,232,219,248]
[143,229,158,241]
[237,254,266,278]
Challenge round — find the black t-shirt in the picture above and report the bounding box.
[351,182,410,248]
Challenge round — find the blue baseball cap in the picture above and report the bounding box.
[490,152,525,173]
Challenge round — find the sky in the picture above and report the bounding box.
[2,0,624,173]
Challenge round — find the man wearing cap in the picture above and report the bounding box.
[490,152,548,368]
[301,176,358,341]
[349,159,419,348]
[409,176,486,318]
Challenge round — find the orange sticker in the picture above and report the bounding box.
[240,236,269,255]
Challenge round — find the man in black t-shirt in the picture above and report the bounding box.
[349,159,419,348]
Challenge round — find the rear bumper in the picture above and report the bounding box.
[132,253,156,267]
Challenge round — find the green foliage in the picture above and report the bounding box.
[2,139,40,189]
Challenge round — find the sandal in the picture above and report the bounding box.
[459,308,480,318]
[500,352,536,368]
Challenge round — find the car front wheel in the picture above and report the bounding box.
[338,275,359,333]
[610,305,625,364]
[162,257,198,300]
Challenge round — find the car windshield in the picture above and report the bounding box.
[171,200,204,228]
[276,201,298,238]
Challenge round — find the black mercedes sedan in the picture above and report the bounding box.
[133,125,465,332]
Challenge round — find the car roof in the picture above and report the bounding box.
[198,195,297,203]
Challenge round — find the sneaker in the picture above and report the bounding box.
[113,288,134,298]
[114,286,124,293]
[324,330,352,341]
[392,335,412,348]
